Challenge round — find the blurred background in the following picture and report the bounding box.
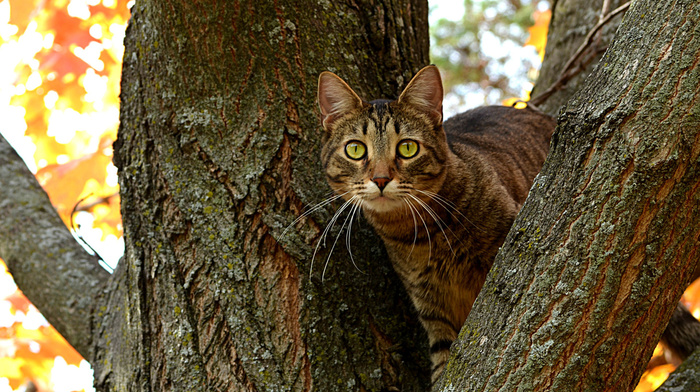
[0,0,692,390]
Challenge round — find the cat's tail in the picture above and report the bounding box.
[661,302,700,364]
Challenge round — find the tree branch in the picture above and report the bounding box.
[529,1,631,106]
[656,349,700,392]
[0,134,109,360]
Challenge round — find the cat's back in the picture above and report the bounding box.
[444,105,556,205]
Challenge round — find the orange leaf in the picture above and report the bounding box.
[634,364,675,392]
[38,46,90,79]
[35,326,83,366]
[5,291,31,315]
[682,278,700,316]
[46,7,94,50]
[8,0,43,32]
[94,194,123,238]
[0,357,24,388]
[35,151,112,225]
[525,10,551,61]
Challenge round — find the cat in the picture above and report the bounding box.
[316,65,556,382]
[315,65,700,383]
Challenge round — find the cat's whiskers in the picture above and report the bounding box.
[407,194,456,257]
[398,184,438,261]
[401,198,419,261]
[321,196,357,281]
[403,196,432,264]
[281,190,352,238]
[311,194,358,280]
[344,199,366,275]
[415,189,483,233]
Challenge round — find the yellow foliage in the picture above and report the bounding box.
[1,0,129,389]
[526,10,551,62]
[4,0,127,240]
[635,364,676,392]
[502,10,550,107]
[1,260,84,389]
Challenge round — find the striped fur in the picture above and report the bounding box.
[317,66,555,382]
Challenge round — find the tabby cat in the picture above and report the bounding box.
[317,65,556,382]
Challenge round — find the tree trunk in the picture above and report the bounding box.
[434,0,700,390]
[102,0,431,390]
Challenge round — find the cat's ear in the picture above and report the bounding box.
[398,65,444,126]
[318,72,365,130]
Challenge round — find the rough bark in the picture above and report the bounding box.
[0,135,109,359]
[435,0,700,390]
[101,0,431,391]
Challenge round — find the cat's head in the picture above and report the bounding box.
[317,65,449,214]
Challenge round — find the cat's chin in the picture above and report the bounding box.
[362,196,404,214]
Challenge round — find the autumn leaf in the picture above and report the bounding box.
[635,364,676,392]
[35,150,113,224]
[0,357,24,387]
[525,10,550,61]
[1,259,86,388]
[4,291,31,315]
[6,0,41,33]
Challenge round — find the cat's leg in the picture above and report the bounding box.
[415,304,460,382]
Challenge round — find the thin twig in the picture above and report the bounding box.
[563,1,631,76]
[600,0,613,22]
[71,193,111,271]
[529,1,631,106]
[74,191,119,211]
[71,193,94,227]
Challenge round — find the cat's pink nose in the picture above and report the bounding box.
[373,176,391,191]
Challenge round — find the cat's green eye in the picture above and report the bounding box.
[345,141,367,160]
[397,139,419,158]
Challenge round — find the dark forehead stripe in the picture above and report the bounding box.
[368,99,395,135]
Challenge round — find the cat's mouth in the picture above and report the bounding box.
[357,180,414,213]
